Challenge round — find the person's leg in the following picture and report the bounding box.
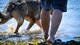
[40,9,50,40]
[47,9,63,41]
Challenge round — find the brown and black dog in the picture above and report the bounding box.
[0,1,41,34]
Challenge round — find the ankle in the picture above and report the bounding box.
[47,36,54,41]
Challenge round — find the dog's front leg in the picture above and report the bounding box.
[14,17,24,35]
[12,11,24,34]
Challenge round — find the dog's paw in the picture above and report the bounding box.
[19,29,29,34]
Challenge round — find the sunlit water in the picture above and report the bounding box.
[0,0,80,42]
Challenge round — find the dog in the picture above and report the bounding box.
[0,1,41,34]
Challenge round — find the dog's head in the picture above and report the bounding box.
[5,2,18,15]
[0,2,24,24]
[6,2,16,12]
[6,2,26,16]
[0,2,17,24]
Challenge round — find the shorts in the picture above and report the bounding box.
[41,0,68,12]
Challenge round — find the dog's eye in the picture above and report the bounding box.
[9,4,15,9]
[11,5,15,8]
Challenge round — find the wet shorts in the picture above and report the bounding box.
[41,0,68,12]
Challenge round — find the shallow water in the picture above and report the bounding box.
[0,0,80,42]
[59,0,80,36]
[56,0,80,41]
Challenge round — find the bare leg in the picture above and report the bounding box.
[40,9,50,40]
[47,9,62,41]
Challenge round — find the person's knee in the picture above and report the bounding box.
[53,9,62,13]
[41,8,50,13]
[51,9,63,15]
[40,9,50,16]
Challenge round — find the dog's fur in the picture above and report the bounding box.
[0,1,41,34]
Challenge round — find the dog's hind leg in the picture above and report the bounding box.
[26,18,35,30]
[36,19,42,27]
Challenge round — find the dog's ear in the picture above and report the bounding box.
[0,12,3,18]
